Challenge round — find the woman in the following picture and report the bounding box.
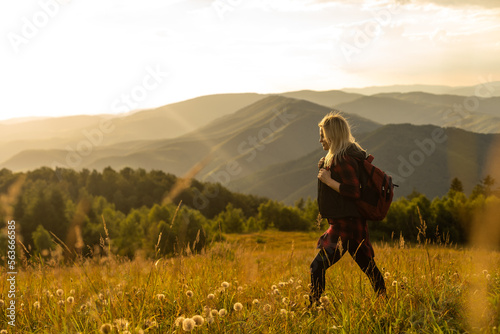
[310,112,386,305]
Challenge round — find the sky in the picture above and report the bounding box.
[1,0,499,121]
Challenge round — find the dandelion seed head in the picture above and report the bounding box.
[279,282,286,288]
[206,316,214,324]
[282,297,289,304]
[192,315,204,326]
[69,289,75,295]
[252,299,260,305]
[280,309,288,315]
[263,304,272,312]
[99,323,112,334]
[402,277,408,283]
[211,309,219,317]
[273,288,280,295]
[186,290,194,298]
[175,316,185,327]
[144,319,158,329]
[221,282,230,288]
[57,300,65,306]
[182,318,196,332]
[156,293,165,301]
[33,301,40,309]
[0,330,7,334]
[295,285,301,290]
[207,293,215,300]
[486,274,491,280]
[320,296,330,304]
[392,280,398,286]
[114,319,129,331]
[79,304,88,312]
[297,279,302,284]
[233,302,243,311]
[66,296,74,304]
[384,272,391,279]
[218,308,227,317]
[271,284,277,290]
[237,286,243,292]
[56,289,64,297]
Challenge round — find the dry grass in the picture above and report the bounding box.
[1,231,499,333]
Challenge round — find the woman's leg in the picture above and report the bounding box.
[351,251,386,295]
[309,247,344,304]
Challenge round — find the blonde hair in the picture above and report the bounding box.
[318,111,363,166]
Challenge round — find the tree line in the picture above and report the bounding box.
[0,167,498,260]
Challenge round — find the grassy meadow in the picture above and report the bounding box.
[1,230,500,333]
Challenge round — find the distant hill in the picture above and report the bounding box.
[0,93,266,163]
[330,93,500,134]
[230,124,500,204]
[341,82,500,97]
[280,90,363,108]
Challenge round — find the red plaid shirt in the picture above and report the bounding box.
[317,153,375,259]
[326,155,361,198]
[316,217,375,259]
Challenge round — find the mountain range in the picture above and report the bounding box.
[1,86,499,204]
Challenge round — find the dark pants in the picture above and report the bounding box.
[310,242,386,303]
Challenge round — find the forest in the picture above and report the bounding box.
[0,166,498,260]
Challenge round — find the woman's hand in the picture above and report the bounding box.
[318,168,341,193]
[318,168,331,184]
